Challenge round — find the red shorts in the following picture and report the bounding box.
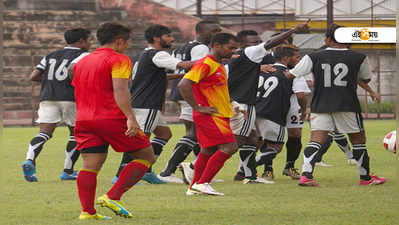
[193,113,236,148]
[74,119,151,152]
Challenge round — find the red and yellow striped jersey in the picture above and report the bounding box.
[184,55,233,118]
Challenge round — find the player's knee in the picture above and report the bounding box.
[349,132,366,145]
[287,128,301,138]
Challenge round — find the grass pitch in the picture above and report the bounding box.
[1,120,397,225]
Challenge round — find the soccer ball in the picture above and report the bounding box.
[383,130,396,153]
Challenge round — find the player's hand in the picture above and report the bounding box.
[231,101,247,119]
[260,64,276,74]
[231,54,240,59]
[125,118,141,137]
[370,92,381,103]
[294,18,311,32]
[300,109,308,122]
[283,70,295,79]
[196,105,219,115]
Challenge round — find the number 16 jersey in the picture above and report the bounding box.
[36,47,87,102]
[290,48,372,113]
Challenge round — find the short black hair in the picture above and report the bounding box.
[210,33,238,47]
[271,32,293,44]
[96,22,131,45]
[145,25,171,43]
[236,30,258,43]
[64,28,91,44]
[195,20,219,33]
[273,44,298,61]
[326,23,343,43]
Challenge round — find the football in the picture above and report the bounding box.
[383,130,396,153]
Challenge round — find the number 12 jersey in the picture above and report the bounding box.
[290,48,372,113]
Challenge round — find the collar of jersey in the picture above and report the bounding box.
[64,46,81,50]
[326,47,348,51]
[273,62,287,68]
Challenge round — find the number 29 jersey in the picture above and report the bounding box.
[292,48,369,113]
[36,47,86,102]
[255,64,293,126]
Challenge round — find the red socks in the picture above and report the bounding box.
[191,152,211,188]
[198,150,231,184]
[77,169,98,215]
[107,159,150,200]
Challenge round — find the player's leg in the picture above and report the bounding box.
[141,112,171,184]
[160,119,195,183]
[77,146,110,220]
[336,112,385,185]
[283,127,302,179]
[61,125,80,180]
[22,101,59,182]
[60,101,80,179]
[230,104,257,181]
[113,109,163,184]
[101,146,155,217]
[333,132,356,164]
[190,141,237,196]
[314,132,334,167]
[299,113,333,187]
[255,118,285,182]
[188,116,236,195]
[91,118,154,218]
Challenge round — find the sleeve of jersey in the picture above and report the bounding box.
[244,43,269,64]
[289,55,313,77]
[36,56,47,71]
[292,77,311,93]
[111,55,133,79]
[183,62,210,83]
[190,45,209,61]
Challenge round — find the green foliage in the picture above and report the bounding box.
[1,121,397,225]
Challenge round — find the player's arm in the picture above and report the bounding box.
[285,55,313,79]
[296,92,308,121]
[112,56,140,136]
[153,51,195,72]
[113,78,140,136]
[31,56,47,82]
[358,80,380,103]
[167,73,185,80]
[264,19,311,50]
[68,52,90,80]
[30,69,43,82]
[260,64,276,74]
[68,63,76,80]
[356,56,380,102]
[178,78,218,115]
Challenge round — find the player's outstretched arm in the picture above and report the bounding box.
[30,69,42,82]
[264,19,311,50]
[178,78,218,115]
[112,78,140,136]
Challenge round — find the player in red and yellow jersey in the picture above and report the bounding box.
[72,23,155,220]
[179,33,242,196]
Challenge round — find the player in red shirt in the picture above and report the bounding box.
[72,22,155,220]
[179,33,242,196]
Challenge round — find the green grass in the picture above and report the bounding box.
[1,120,397,225]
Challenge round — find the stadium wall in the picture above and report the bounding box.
[3,0,202,126]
